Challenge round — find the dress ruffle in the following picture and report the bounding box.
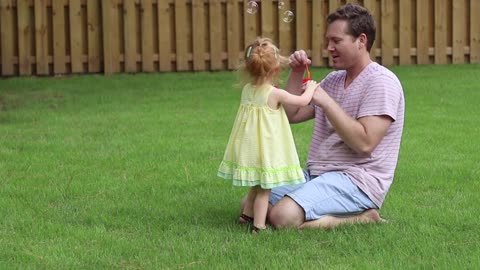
[218,160,305,189]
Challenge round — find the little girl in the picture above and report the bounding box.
[217,37,318,233]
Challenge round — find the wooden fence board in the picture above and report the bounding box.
[70,0,83,73]
[35,0,49,75]
[416,0,430,64]
[192,0,206,71]
[328,0,342,11]
[452,0,465,64]
[295,0,308,52]
[53,0,66,74]
[227,0,240,69]
[381,0,394,66]
[278,0,292,55]
[17,0,31,75]
[311,0,325,66]
[174,0,188,71]
[158,0,172,71]
[1,0,15,76]
[141,0,154,72]
[434,0,447,64]
[243,0,257,48]
[102,0,120,74]
[209,0,222,70]
[124,0,137,72]
[399,0,412,65]
[471,0,480,63]
[261,0,274,39]
[87,1,101,72]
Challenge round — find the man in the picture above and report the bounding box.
[242,3,405,229]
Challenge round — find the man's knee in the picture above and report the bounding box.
[268,196,304,228]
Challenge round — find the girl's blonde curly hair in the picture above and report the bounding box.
[237,37,289,87]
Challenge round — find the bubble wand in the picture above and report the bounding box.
[302,64,311,84]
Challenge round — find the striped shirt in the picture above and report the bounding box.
[307,62,405,207]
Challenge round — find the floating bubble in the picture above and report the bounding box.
[246,1,258,15]
[282,10,294,23]
[278,1,285,10]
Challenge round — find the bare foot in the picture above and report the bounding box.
[360,209,386,223]
[299,209,386,230]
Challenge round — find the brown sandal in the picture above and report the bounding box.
[238,213,254,225]
[251,225,267,234]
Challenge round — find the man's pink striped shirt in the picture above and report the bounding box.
[307,62,405,207]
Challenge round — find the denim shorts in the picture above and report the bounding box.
[269,170,377,221]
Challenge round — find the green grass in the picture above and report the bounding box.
[0,64,479,269]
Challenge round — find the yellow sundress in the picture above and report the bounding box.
[218,83,305,189]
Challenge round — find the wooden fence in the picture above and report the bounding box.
[0,0,479,76]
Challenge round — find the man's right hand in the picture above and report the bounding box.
[289,50,311,72]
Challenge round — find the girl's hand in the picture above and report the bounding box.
[304,80,318,92]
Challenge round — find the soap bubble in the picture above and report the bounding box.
[246,1,258,14]
[278,1,285,10]
[282,10,294,23]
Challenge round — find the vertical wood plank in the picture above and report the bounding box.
[261,0,274,38]
[102,0,120,74]
[209,0,222,70]
[434,0,447,64]
[0,0,15,76]
[452,0,465,63]
[399,0,412,65]
[192,0,206,71]
[34,0,49,75]
[363,0,378,61]
[295,0,308,52]
[70,0,83,73]
[174,0,188,71]
[243,0,257,48]
[17,0,32,75]
[87,0,101,72]
[124,0,137,72]
[381,0,394,66]
[53,0,66,74]
[158,0,172,71]
[416,0,430,64]
[278,0,292,55]
[311,0,325,67]
[471,0,480,63]
[227,0,240,69]
[328,0,342,12]
[141,0,154,72]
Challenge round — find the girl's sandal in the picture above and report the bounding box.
[251,226,268,234]
[238,214,254,225]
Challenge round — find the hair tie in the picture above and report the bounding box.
[246,46,253,59]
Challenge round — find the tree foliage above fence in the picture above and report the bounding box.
[0,0,479,76]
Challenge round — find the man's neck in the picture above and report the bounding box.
[345,56,373,88]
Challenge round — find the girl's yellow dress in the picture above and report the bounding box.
[218,84,305,189]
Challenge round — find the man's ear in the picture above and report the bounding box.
[358,33,367,50]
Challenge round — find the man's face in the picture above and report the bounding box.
[326,20,361,70]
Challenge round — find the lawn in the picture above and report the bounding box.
[0,64,479,269]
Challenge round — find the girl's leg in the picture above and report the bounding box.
[252,186,271,230]
[240,187,256,221]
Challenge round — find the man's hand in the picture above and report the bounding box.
[289,50,311,72]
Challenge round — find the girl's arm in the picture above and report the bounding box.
[268,80,319,109]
